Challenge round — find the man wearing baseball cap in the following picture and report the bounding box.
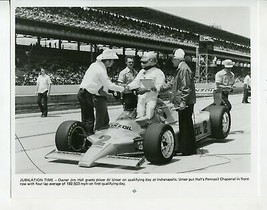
[77,49,124,134]
[215,59,235,111]
[171,48,197,156]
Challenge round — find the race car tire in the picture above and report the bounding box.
[205,105,231,139]
[144,124,175,164]
[55,120,88,152]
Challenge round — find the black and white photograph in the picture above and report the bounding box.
[14,5,252,173]
[1,0,267,209]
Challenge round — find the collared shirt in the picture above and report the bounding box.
[215,69,235,87]
[127,66,165,92]
[244,75,251,87]
[171,61,196,105]
[118,67,138,85]
[37,74,51,93]
[80,60,124,95]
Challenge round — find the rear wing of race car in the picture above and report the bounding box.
[45,150,145,168]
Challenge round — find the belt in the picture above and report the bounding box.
[79,88,94,95]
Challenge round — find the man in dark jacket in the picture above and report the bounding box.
[171,48,197,156]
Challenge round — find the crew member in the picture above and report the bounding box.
[35,68,51,117]
[215,59,235,111]
[118,56,138,86]
[77,49,124,134]
[242,72,251,103]
[171,48,197,156]
[126,51,165,120]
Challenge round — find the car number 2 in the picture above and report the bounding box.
[195,120,208,136]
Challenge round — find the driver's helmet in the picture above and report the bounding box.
[122,92,138,111]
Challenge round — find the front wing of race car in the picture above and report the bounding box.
[45,150,145,168]
[45,125,146,168]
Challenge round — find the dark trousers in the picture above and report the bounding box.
[77,89,95,134]
[222,91,232,111]
[242,85,250,103]
[37,91,48,116]
[77,89,110,133]
[178,104,197,155]
[93,95,110,131]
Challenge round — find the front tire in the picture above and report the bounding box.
[144,124,175,164]
[55,120,88,152]
[205,105,231,139]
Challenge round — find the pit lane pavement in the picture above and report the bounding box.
[14,94,251,174]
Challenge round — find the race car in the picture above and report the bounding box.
[45,89,231,168]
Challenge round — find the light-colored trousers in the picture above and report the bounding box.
[136,91,158,119]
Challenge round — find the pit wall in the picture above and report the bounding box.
[15,83,244,113]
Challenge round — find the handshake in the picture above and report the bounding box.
[124,86,157,95]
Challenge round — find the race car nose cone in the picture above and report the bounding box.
[78,143,117,168]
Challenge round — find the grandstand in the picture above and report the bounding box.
[15,7,250,113]
[15,7,250,84]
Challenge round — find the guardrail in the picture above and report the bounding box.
[15,83,244,114]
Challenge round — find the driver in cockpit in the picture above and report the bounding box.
[125,51,165,121]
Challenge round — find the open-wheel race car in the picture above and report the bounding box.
[45,89,231,168]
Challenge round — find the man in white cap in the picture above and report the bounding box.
[77,49,124,133]
[171,48,197,156]
[126,51,165,120]
[215,59,235,111]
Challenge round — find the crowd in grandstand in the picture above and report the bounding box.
[15,65,87,86]
[15,62,246,87]
[15,7,250,87]
[15,7,250,55]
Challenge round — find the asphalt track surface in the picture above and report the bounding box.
[15,94,251,174]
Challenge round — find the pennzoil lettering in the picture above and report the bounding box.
[110,123,132,131]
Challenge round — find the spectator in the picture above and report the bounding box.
[242,72,251,103]
[35,68,52,117]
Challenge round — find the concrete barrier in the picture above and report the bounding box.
[15,85,80,96]
[15,83,244,114]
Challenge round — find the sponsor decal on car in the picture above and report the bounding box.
[109,123,132,131]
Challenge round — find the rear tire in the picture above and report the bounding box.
[204,105,231,139]
[55,120,88,152]
[144,124,175,164]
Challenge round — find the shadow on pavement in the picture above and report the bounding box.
[197,138,235,148]
[146,158,180,166]
[229,130,245,135]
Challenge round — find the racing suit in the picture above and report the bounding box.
[127,67,165,119]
